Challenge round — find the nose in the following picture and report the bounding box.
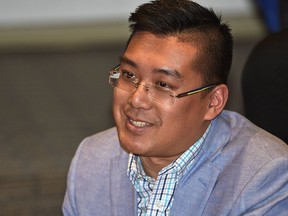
[128,83,152,109]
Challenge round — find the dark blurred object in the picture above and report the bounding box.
[242,29,288,143]
[254,0,288,32]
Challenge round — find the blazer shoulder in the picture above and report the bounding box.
[75,127,126,164]
[220,111,288,159]
[208,111,288,173]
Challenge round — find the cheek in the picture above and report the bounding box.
[167,99,206,126]
[112,91,125,122]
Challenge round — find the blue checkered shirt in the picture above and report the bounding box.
[127,125,211,216]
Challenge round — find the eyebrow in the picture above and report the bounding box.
[119,55,183,80]
[155,68,183,80]
[119,56,137,68]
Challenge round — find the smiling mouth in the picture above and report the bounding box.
[129,119,152,128]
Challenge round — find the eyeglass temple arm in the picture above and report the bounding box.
[175,84,218,98]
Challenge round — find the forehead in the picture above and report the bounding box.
[122,32,200,79]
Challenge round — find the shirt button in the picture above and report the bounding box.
[131,163,137,170]
[155,200,163,209]
[140,207,147,213]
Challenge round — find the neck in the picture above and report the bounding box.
[139,122,211,179]
[140,155,178,179]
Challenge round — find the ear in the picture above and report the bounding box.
[204,84,228,120]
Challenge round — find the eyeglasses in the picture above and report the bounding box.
[109,65,218,106]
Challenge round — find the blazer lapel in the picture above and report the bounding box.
[170,114,231,215]
[171,160,220,215]
[110,154,136,216]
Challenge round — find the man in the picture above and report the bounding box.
[63,0,288,215]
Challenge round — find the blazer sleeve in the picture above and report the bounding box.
[229,156,288,215]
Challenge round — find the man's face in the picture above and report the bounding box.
[113,32,213,161]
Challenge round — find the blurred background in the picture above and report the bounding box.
[0,0,285,215]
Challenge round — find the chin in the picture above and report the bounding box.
[118,134,149,156]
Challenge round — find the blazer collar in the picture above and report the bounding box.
[171,159,220,215]
[171,113,231,215]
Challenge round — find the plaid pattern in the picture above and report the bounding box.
[128,125,211,216]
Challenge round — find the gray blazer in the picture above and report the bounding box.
[63,111,288,215]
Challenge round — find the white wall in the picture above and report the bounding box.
[0,0,254,27]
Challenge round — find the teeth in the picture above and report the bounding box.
[130,119,150,127]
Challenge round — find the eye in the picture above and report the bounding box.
[156,81,174,90]
[121,70,136,80]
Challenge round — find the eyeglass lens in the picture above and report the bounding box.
[109,70,176,106]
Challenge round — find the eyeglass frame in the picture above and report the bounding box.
[109,65,220,100]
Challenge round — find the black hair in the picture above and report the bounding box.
[127,0,233,85]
